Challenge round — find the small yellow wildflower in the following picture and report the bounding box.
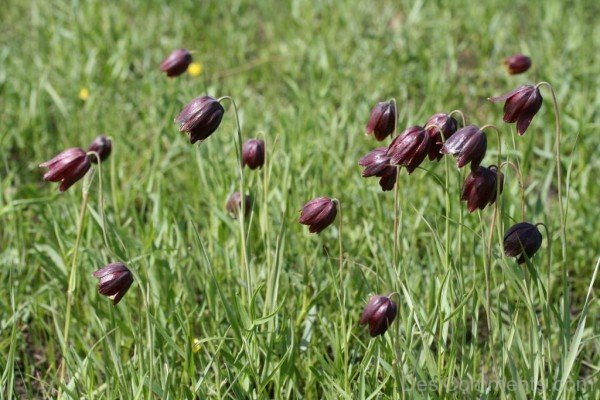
[187,62,203,77]
[192,338,201,353]
[78,87,89,101]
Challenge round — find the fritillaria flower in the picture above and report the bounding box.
[39,148,91,192]
[242,139,266,170]
[441,125,487,169]
[461,165,504,212]
[386,126,430,173]
[87,135,112,164]
[358,147,397,191]
[226,192,252,218]
[359,294,398,337]
[298,197,337,234]
[175,96,225,144]
[489,85,543,135]
[92,263,134,305]
[504,54,531,75]
[503,222,543,264]
[425,113,458,161]
[366,100,396,141]
[160,49,193,77]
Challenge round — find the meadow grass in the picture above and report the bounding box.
[1,0,599,398]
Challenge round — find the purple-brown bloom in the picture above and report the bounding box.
[386,126,430,173]
[242,139,265,170]
[359,294,398,337]
[92,262,134,306]
[298,197,337,233]
[175,96,225,143]
[425,113,458,161]
[39,148,91,192]
[160,49,193,77]
[489,85,543,135]
[359,147,397,191]
[366,100,396,141]
[441,125,487,169]
[461,165,504,212]
[226,192,252,218]
[503,222,543,264]
[87,135,112,164]
[504,54,531,75]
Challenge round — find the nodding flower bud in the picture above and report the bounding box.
[461,165,503,212]
[298,197,337,234]
[39,148,91,192]
[366,100,396,141]
[441,125,487,170]
[160,48,193,77]
[386,126,430,173]
[92,263,134,306]
[226,192,252,218]
[359,294,398,337]
[503,222,543,264]
[504,54,531,75]
[425,113,458,161]
[358,147,397,191]
[175,96,225,144]
[489,85,542,136]
[87,135,112,164]
[242,139,266,169]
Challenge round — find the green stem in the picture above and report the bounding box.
[449,109,467,127]
[219,96,251,300]
[59,185,90,385]
[393,167,401,269]
[499,161,526,221]
[536,82,566,262]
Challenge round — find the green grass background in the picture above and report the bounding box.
[1,0,599,398]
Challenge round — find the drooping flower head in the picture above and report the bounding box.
[39,148,91,192]
[358,147,397,191]
[160,49,193,77]
[298,197,337,234]
[504,54,531,75]
[425,113,458,161]
[242,139,266,170]
[226,192,252,218]
[441,125,487,169]
[359,294,398,337]
[461,165,504,212]
[175,96,225,144]
[386,126,430,173]
[366,100,396,141]
[503,222,543,264]
[87,135,112,164]
[92,263,134,305]
[489,85,543,135]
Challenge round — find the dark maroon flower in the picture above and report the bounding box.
[160,49,193,77]
[425,113,458,161]
[489,85,543,135]
[441,125,487,169]
[298,197,337,233]
[504,54,531,75]
[358,147,397,191]
[242,139,265,169]
[359,294,398,337]
[226,192,252,218]
[175,96,225,143]
[87,135,112,164]
[461,165,504,212]
[366,100,396,141]
[386,126,430,173]
[503,222,543,264]
[92,262,134,305]
[39,148,91,192]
